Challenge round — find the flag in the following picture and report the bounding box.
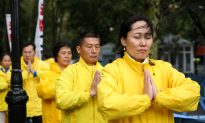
[34,0,44,59]
[5,14,12,51]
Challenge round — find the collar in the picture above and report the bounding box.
[123,52,149,73]
[78,57,102,72]
[21,56,39,69]
[50,62,61,74]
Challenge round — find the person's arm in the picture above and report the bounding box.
[36,71,55,99]
[56,66,90,110]
[32,61,50,78]
[0,74,9,91]
[97,65,151,120]
[154,62,200,112]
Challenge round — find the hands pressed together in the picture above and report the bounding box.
[90,70,101,97]
[27,61,34,74]
[89,69,157,99]
[144,69,157,101]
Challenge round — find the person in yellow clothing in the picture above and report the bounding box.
[97,14,200,123]
[36,42,73,123]
[0,53,11,123]
[21,42,50,123]
[44,57,55,65]
[56,32,107,123]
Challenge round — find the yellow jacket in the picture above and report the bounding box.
[44,58,55,65]
[56,57,106,123]
[97,52,200,123]
[37,62,62,123]
[21,57,50,117]
[0,66,11,111]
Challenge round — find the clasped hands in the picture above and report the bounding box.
[90,70,101,97]
[144,69,157,101]
[27,61,34,74]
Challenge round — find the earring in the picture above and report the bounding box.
[123,47,126,51]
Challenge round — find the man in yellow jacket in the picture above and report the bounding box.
[56,32,107,123]
[97,15,200,123]
[21,42,50,123]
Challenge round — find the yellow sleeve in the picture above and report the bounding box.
[36,71,55,99]
[22,70,29,81]
[56,66,90,110]
[155,62,200,112]
[97,65,151,120]
[0,74,9,91]
[36,61,50,78]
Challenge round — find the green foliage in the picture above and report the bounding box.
[0,0,204,58]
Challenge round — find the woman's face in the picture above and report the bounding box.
[121,20,153,62]
[1,55,11,69]
[57,46,72,68]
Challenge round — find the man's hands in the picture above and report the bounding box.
[144,69,157,101]
[27,61,34,74]
[90,70,101,97]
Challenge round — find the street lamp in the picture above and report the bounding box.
[5,0,28,123]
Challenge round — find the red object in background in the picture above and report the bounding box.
[196,45,205,56]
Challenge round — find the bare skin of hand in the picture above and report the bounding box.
[27,61,34,74]
[150,76,158,99]
[144,69,153,100]
[90,70,101,97]
[144,69,157,100]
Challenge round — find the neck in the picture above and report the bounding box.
[24,59,34,64]
[126,52,145,63]
[57,63,67,71]
[86,62,96,66]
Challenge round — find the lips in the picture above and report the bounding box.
[90,56,98,58]
[138,49,147,53]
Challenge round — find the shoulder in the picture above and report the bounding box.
[63,62,79,73]
[151,59,173,68]
[103,58,125,73]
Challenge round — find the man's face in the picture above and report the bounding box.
[22,45,35,64]
[76,37,100,66]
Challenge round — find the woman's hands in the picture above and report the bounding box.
[144,69,157,101]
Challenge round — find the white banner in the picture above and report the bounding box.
[5,14,12,51]
[34,0,44,59]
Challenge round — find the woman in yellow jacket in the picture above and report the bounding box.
[37,42,72,123]
[0,53,11,123]
[97,15,200,123]
[56,32,107,123]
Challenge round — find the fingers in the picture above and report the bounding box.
[150,76,157,99]
[90,70,101,97]
[144,69,157,101]
[144,69,157,100]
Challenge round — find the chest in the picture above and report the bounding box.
[72,68,95,91]
[117,66,168,95]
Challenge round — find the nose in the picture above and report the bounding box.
[25,52,30,57]
[140,38,146,46]
[92,47,97,53]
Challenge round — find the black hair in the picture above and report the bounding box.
[53,41,72,62]
[76,32,101,46]
[0,52,11,62]
[118,14,153,57]
[22,42,36,52]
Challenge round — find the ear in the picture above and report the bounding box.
[120,37,126,47]
[76,46,81,54]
